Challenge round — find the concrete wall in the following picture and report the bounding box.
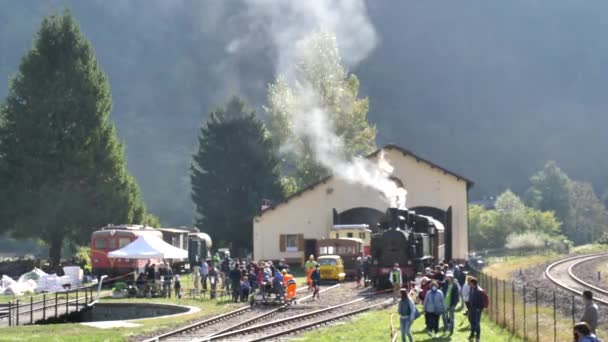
[253,146,469,262]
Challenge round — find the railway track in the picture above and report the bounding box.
[545,252,608,305]
[204,295,393,341]
[144,284,342,342]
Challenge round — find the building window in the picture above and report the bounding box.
[347,232,353,238]
[359,232,366,239]
[335,233,339,238]
[118,238,131,248]
[94,238,106,249]
[285,234,298,252]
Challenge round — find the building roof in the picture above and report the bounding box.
[258,144,474,217]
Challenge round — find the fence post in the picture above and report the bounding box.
[16,299,19,326]
[523,286,526,340]
[76,289,79,309]
[535,287,539,342]
[512,280,515,334]
[553,291,557,342]
[43,294,46,320]
[495,276,498,323]
[85,287,88,304]
[503,279,506,327]
[65,291,69,314]
[55,292,58,317]
[8,301,11,327]
[30,296,33,324]
[572,295,575,326]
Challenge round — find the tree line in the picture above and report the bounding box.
[0,11,376,262]
[470,161,608,252]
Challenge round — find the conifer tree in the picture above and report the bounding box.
[0,11,146,267]
[191,96,283,253]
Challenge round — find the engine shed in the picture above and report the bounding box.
[253,144,473,265]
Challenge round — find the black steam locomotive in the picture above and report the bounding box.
[370,207,445,289]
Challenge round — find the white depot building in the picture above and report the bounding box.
[253,144,473,264]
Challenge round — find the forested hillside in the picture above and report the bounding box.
[2,0,608,225]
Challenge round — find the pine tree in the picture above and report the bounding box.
[0,10,146,267]
[191,96,283,253]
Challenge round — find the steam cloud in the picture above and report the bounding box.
[232,0,407,208]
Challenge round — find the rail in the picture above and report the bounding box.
[246,299,393,342]
[545,252,608,305]
[146,284,339,341]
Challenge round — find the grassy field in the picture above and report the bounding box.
[296,305,522,342]
[0,268,309,342]
[0,295,242,342]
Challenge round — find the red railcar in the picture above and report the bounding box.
[91,225,162,277]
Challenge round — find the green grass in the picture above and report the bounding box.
[0,269,307,342]
[483,243,608,281]
[0,294,243,341]
[295,305,522,342]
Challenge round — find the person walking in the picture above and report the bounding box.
[581,291,599,334]
[305,255,317,291]
[398,288,416,342]
[389,263,403,302]
[573,322,601,342]
[442,272,460,335]
[311,264,321,300]
[423,280,445,337]
[468,277,485,342]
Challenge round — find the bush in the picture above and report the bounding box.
[74,246,91,271]
[112,282,127,292]
[505,232,570,253]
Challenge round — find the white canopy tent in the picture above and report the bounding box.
[107,235,188,259]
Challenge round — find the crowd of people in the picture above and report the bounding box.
[134,261,182,298]
[190,252,305,303]
[395,261,602,342]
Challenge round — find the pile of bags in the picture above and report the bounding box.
[0,266,84,296]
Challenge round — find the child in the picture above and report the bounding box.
[174,274,182,299]
[311,264,321,300]
[241,276,251,302]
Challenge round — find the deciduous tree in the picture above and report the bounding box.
[265,31,377,188]
[525,161,574,236]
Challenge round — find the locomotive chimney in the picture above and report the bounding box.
[387,207,399,229]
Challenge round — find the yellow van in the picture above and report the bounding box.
[318,255,346,282]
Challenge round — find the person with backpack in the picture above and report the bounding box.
[423,280,446,337]
[398,288,417,342]
[468,277,486,342]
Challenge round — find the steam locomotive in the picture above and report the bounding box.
[370,207,445,288]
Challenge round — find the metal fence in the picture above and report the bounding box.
[471,270,583,342]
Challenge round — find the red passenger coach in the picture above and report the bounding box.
[91,225,162,277]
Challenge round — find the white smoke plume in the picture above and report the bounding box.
[233,0,407,208]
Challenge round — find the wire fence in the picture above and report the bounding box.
[470,269,584,342]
